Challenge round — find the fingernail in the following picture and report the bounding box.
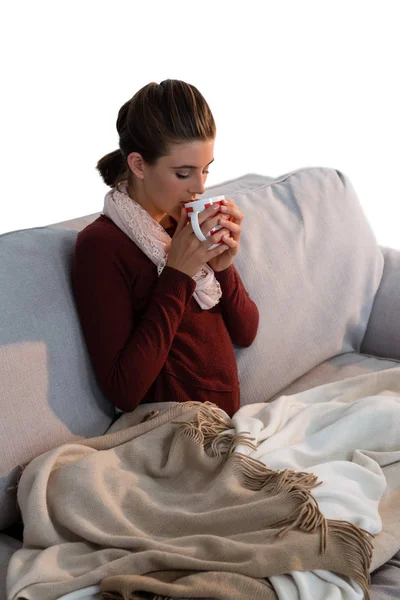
[220,206,228,212]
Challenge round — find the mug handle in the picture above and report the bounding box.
[189,211,208,241]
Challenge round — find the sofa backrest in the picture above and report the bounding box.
[204,167,383,405]
[32,167,385,408]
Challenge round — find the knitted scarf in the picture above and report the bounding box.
[102,180,222,310]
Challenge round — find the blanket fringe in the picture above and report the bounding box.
[174,402,373,600]
[231,454,373,598]
[231,453,327,546]
[174,401,257,457]
[328,520,373,600]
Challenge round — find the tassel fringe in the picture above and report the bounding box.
[172,401,373,599]
[174,401,257,456]
[328,520,373,600]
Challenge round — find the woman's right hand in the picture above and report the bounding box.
[166,206,230,277]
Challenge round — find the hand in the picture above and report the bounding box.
[207,199,243,272]
[166,205,231,278]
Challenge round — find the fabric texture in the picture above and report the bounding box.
[103,180,222,310]
[228,368,400,576]
[101,367,400,600]
[0,534,21,600]
[370,551,400,600]
[361,245,400,361]
[0,227,114,530]
[8,390,387,600]
[268,351,400,401]
[8,368,400,600]
[204,167,384,405]
[71,215,258,415]
[15,553,400,600]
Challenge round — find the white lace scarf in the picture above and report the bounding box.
[102,180,222,310]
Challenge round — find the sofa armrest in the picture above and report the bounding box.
[361,246,400,361]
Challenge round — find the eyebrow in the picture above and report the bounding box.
[171,158,215,169]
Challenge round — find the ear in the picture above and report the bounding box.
[127,152,145,180]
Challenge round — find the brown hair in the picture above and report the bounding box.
[96,79,216,187]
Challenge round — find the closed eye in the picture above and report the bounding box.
[176,170,210,179]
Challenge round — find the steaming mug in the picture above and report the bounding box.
[184,195,226,251]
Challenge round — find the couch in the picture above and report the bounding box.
[1,167,400,599]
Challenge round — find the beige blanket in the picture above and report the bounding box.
[7,392,388,600]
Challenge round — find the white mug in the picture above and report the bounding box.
[184,195,226,251]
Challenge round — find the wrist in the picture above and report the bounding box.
[212,263,233,273]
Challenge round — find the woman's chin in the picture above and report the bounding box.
[159,214,177,229]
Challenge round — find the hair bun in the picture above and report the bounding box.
[116,100,131,135]
[96,149,126,187]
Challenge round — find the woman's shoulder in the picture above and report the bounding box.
[73,215,155,282]
[75,214,141,259]
[77,214,125,243]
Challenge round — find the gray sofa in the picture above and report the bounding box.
[1,168,400,599]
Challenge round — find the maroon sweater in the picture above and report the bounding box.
[71,215,259,417]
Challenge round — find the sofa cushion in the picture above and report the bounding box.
[204,167,384,405]
[0,534,22,600]
[361,246,400,361]
[370,550,400,599]
[0,227,114,530]
[269,351,400,401]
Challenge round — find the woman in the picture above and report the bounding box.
[71,79,259,417]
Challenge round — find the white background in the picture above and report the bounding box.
[1,0,399,248]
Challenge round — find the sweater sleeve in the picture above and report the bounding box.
[71,232,196,412]
[214,264,259,347]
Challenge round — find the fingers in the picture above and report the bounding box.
[198,205,221,227]
[219,202,244,224]
[218,218,240,236]
[200,212,227,237]
[220,234,238,250]
[208,241,230,257]
[181,200,242,255]
[198,202,243,238]
[211,228,230,242]
[203,216,241,243]
[173,207,188,237]
[205,228,231,252]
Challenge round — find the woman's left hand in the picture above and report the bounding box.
[207,199,244,272]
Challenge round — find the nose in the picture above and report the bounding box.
[189,174,206,197]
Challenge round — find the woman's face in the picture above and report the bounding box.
[128,139,215,223]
